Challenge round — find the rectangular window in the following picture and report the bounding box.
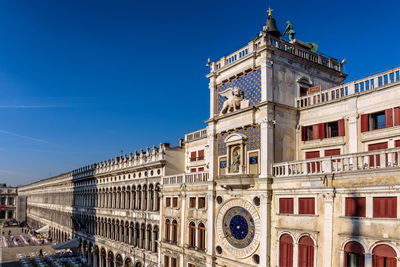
[173,197,178,208]
[190,151,197,162]
[197,150,204,160]
[371,79,375,88]
[325,121,339,138]
[279,198,294,214]
[390,72,394,83]
[324,148,340,157]
[345,197,366,217]
[299,198,315,215]
[369,111,386,130]
[171,258,177,267]
[188,264,196,267]
[355,83,359,93]
[198,197,206,209]
[305,151,320,173]
[384,74,388,85]
[302,125,314,141]
[360,82,364,92]
[373,197,397,218]
[368,142,388,167]
[365,80,370,90]
[345,86,348,95]
[166,197,171,207]
[189,197,196,208]
[165,256,170,267]
[197,167,204,172]
[378,76,382,87]
[190,168,197,173]
[396,71,400,82]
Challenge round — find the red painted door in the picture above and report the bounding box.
[344,241,365,267]
[279,234,293,267]
[368,142,388,167]
[298,236,314,267]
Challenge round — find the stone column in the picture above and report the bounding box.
[208,73,217,118]
[147,190,152,211]
[125,191,129,209]
[87,249,92,266]
[322,190,335,267]
[139,227,143,248]
[206,191,215,267]
[365,253,372,267]
[260,193,271,267]
[180,191,186,247]
[152,230,157,253]
[128,227,132,245]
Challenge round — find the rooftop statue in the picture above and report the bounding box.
[283,21,296,41]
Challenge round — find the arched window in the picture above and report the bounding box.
[298,236,314,267]
[279,234,293,267]
[344,241,365,267]
[165,220,170,241]
[372,244,397,267]
[172,220,178,243]
[198,223,205,250]
[189,222,196,248]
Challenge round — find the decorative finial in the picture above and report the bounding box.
[267,6,273,17]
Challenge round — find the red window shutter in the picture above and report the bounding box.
[385,108,393,128]
[324,149,340,157]
[190,151,196,161]
[279,198,294,214]
[345,197,366,217]
[361,114,369,132]
[306,151,320,159]
[373,197,397,218]
[299,198,315,214]
[298,236,314,267]
[319,123,325,139]
[198,167,204,172]
[338,119,345,136]
[395,140,400,147]
[312,124,319,139]
[190,168,197,173]
[302,126,306,141]
[279,235,294,267]
[198,150,204,159]
[368,142,388,167]
[394,107,400,126]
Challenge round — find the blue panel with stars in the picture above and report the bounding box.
[217,69,261,113]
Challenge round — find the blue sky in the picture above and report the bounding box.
[0,0,399,186]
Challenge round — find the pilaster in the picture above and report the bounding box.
[260,192,272,267]
[260,106,275,178]
[322,190,335,267]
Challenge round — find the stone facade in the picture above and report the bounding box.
[15,12,400,267]
[0,184,17,221]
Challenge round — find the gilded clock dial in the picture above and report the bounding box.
[223,206,255,248]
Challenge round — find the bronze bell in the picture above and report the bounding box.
[265,15,281,38]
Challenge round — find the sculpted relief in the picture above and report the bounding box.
[219,86,249,115]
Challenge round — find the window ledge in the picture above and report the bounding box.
[339,216,398,220]
[302,136,345,150]
[277,213,318,217]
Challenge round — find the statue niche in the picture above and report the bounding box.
[219,86,249,115]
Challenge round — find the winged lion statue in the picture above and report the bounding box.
[219,86,245,115]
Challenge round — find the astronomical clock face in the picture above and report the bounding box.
[223,207,255,248]
[216,198,261,258]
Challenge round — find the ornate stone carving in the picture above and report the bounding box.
[219,86,249,115]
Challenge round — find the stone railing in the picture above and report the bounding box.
[185,128,208,143]
[72,143,170,179]
[272,148,400,178]
[210,34,342,73]
[163,172,209,185]
[296,66,400,108]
